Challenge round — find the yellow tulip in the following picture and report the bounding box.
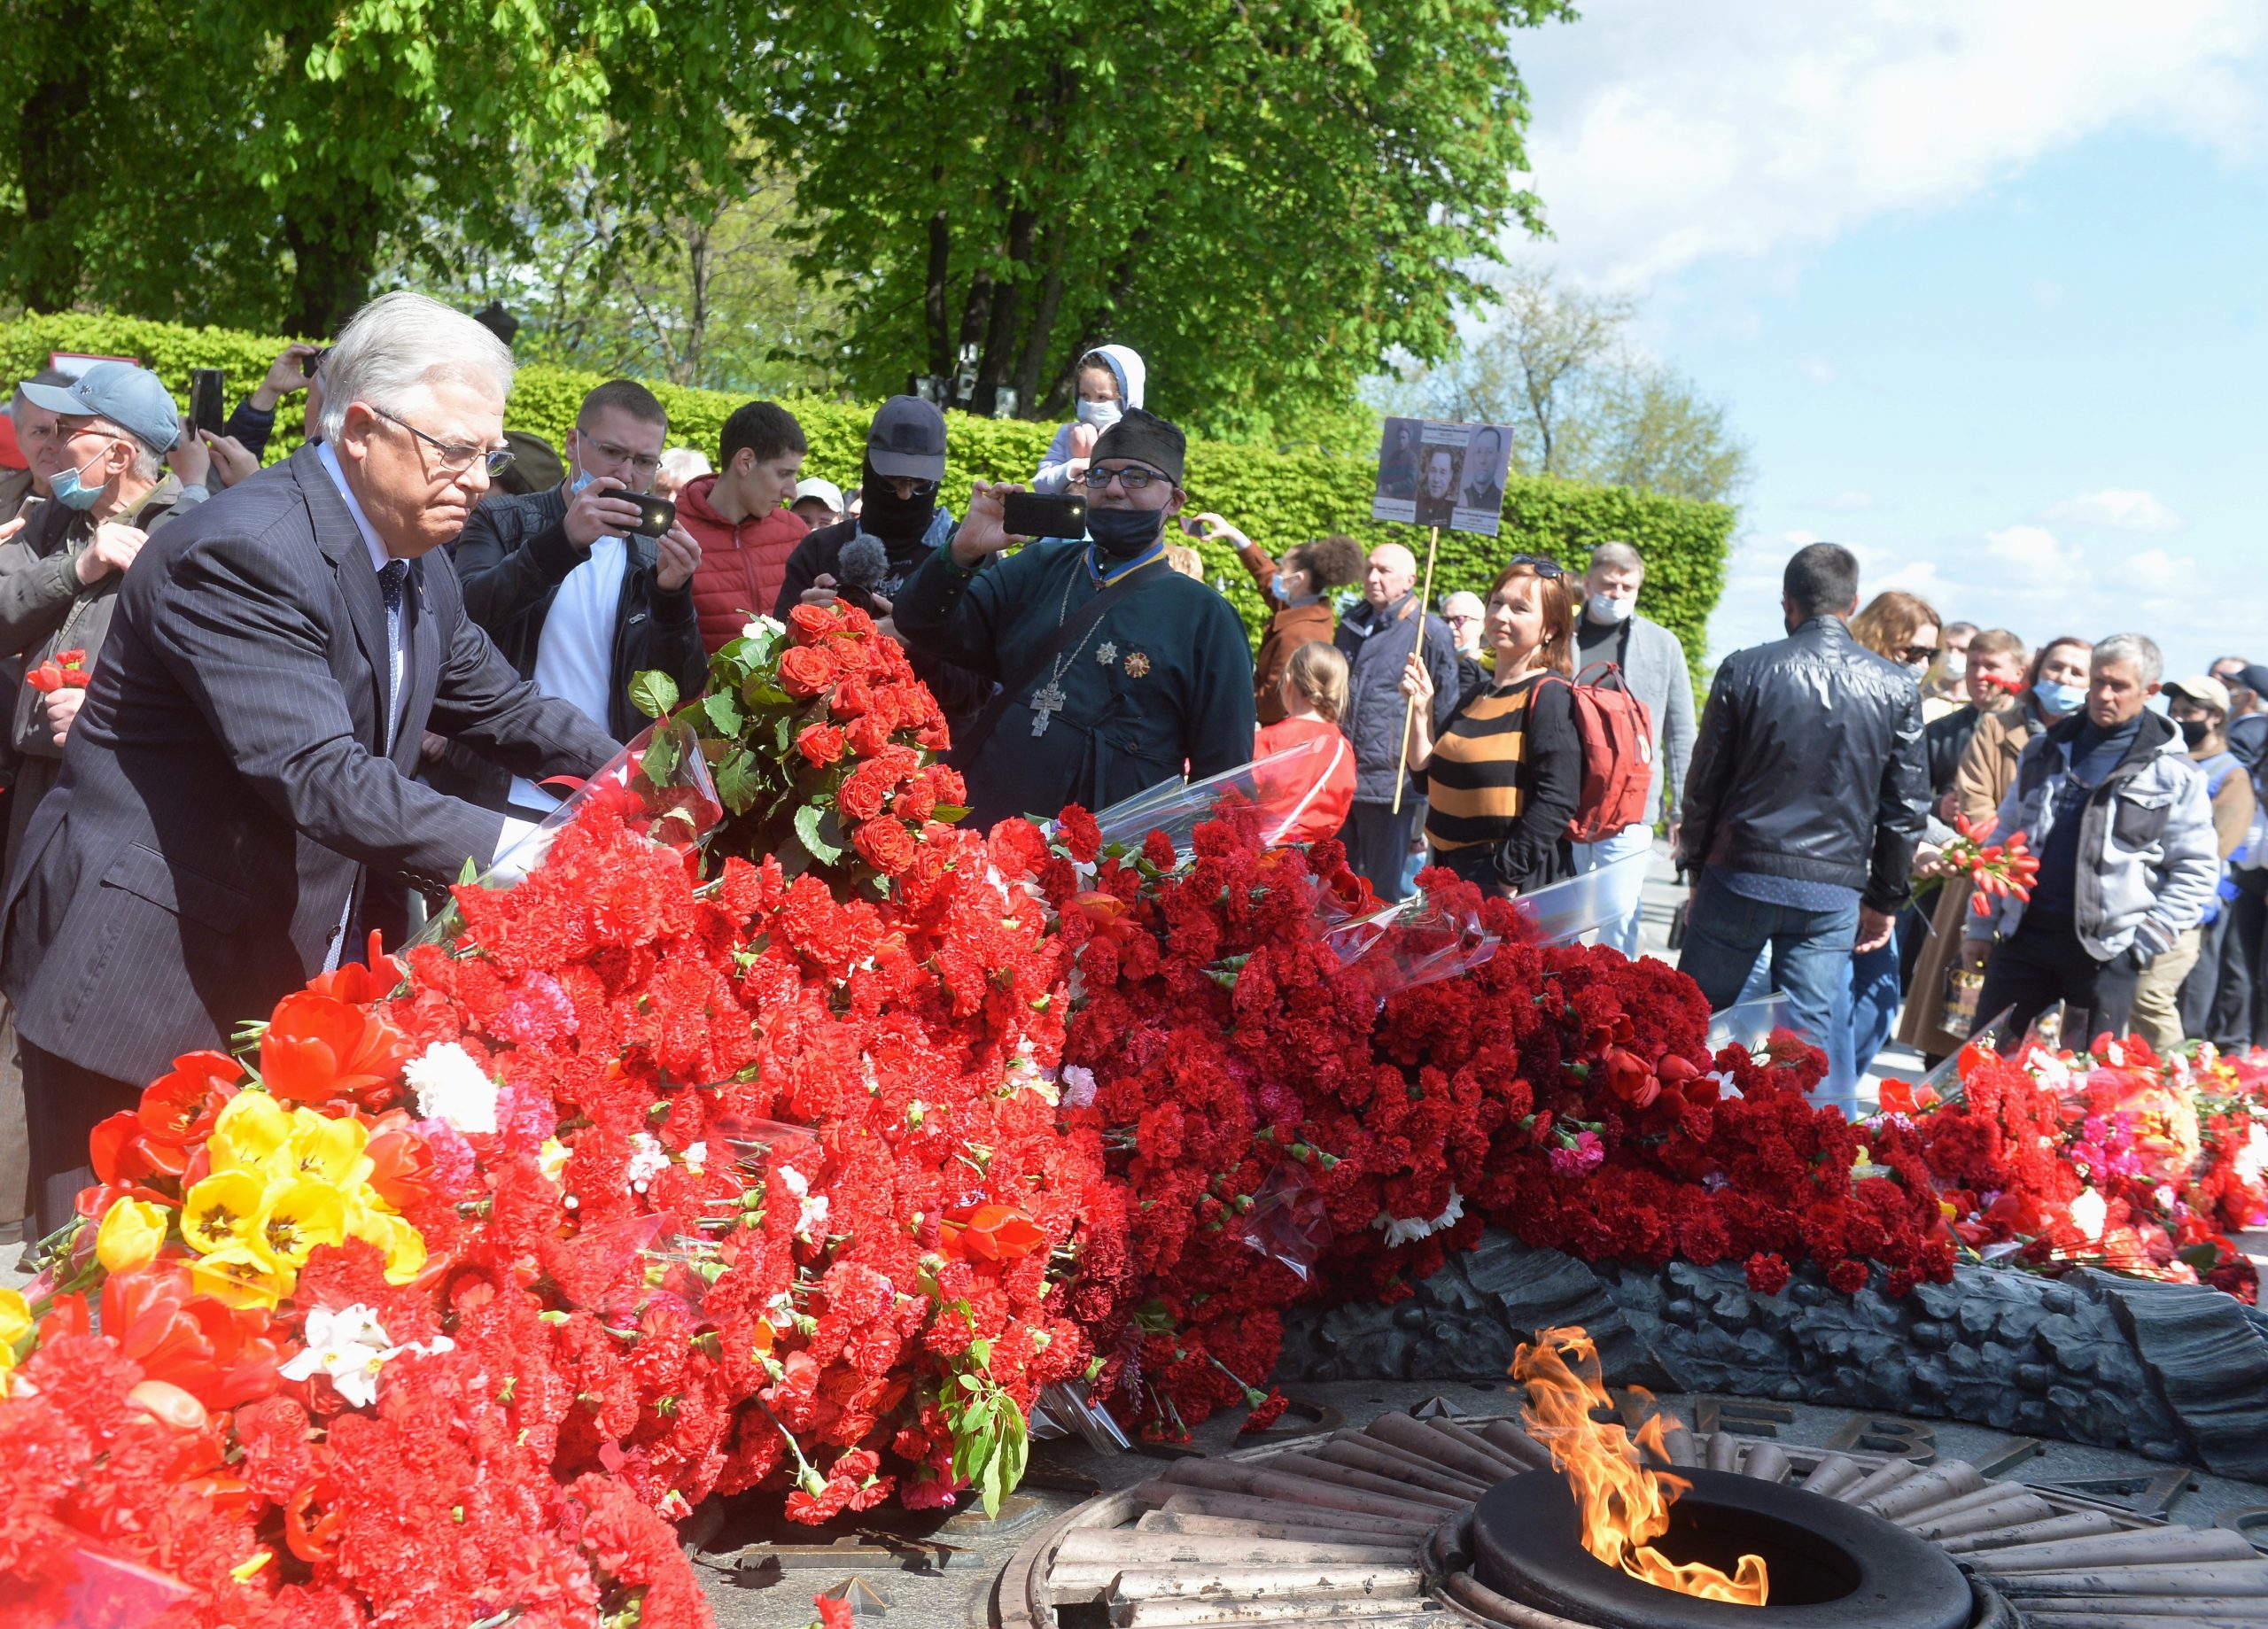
[250,1179,348,1272]
[0,1286,30,1347]
[284,1109,373,1190]
[348,1205,428,1286]
[96,1198,171,1274]
[188,1245,290,1311]
[210,1090,293,1176]
[183,1170,266,1254]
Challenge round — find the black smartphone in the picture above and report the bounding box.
[1178,516,1208,538]
[301,346,328,379]
[1000,492,1087,539]
[620,493,676,538]
[189,369,226,438]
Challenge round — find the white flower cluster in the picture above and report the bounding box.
[1371,1185,1464,1249]
[278,1304,455,1409]
[406,1042,499,1135]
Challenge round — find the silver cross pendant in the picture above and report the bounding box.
[1029,680,1066,736]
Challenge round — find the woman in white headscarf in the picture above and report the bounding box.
[1033,345,1146,493]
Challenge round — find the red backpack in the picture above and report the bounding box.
[1545,663,1656,843]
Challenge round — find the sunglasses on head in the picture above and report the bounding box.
[1506,553,1565,580]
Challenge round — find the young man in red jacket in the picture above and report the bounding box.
[679,400,808,653]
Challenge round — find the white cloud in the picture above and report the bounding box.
[1980,524,2082,574]
[2042,488,2189,533]
[1795,356,1837,385]
[1511,2,2268,287]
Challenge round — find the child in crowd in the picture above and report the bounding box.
[1255,640,1357,846]
[1032,345,1146,493]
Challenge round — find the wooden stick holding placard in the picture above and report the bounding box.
[1389,526,1441,818]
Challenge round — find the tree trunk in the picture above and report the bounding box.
[975,206,1037,399]
[923,174,951,378]
[284,195,383,338]
[12,65,90,310]
[680,213,712,387]
[1012,257,1068,417]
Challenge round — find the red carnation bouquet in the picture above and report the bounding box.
[1940,812,2039,913]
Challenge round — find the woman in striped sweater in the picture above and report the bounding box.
[1398,556,1584,895]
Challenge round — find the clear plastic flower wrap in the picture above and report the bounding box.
[1506,851,1651,947]
[35,1548,194,1629]
[1705,989,1804,1052]
[1090,733,1346,860]
[1340,885,1500,997]
[408,714,722,949]
[1028,1378,1132,1452]
[1233,1159,1332,1280]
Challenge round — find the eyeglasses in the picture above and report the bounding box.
[1444,613,1480,625]
[370,406,515,477]
[577,432,663,474]
[1507,553,1565,580]
[877,476,939,499]
[1902,645,1942,666]
[1076,463,1165,492]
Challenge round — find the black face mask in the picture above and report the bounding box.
[1087,504,1166,559]
[2178,717,2211,750]
[859,465,937,541]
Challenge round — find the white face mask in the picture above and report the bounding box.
[1075,399,1122,431]
[1586,592,1635,624]
[1941,650,1967,680]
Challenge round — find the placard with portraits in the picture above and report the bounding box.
[1371,418,1514,537]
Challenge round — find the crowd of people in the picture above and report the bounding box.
[0,291,2249,1245]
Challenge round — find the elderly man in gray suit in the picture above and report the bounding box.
[1570,540,1697,957]
[1,291,618,1234]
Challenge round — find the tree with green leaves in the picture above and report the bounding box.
[745,0,1573,443]
[0,0,769,336]
[1380,263,1754,507]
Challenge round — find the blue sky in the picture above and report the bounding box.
[1504,2,2268,682]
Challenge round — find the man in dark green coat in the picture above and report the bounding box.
[895,409,1255,829]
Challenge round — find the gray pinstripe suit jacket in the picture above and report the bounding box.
[0,446,617,1083]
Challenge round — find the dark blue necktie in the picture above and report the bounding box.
[377,559,408,751]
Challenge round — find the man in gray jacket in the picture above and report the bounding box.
[1571,541,1696,955]
[1335,542,1459,901]
[1964,633,2217,1045]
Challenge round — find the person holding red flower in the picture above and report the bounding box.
[1395,555,1582,896]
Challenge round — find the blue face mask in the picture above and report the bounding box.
[2036,680,2086,716]
[46,448,107,511]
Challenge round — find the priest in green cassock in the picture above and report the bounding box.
[895,408,1257,829]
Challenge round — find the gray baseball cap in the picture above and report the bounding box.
[19,361,181,454]
[866,394,946,482]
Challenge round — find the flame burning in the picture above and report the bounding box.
[1513,1327,1768,1607]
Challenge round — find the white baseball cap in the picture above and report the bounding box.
[794,477,845,512]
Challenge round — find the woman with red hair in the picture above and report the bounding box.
[1398,555,1583,896]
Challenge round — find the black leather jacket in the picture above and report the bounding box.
[1677,616,1929,912]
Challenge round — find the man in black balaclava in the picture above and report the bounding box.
[773,395,991,733]
[894,407,1256,828]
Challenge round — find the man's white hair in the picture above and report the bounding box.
[1441,591,1485,617]
[2093,632,2164,687]
[316,290,515,445]
[1588,540,1643,575]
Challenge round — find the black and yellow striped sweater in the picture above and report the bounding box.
[1421,670,1582,893]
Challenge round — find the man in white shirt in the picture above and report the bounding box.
[446,379,706,817]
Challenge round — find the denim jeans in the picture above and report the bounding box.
[1571,822,1655,957]
[1677,869,1859,1053]
[1824,940,1902,1117]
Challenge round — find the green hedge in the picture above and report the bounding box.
[0,313,1734,665]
